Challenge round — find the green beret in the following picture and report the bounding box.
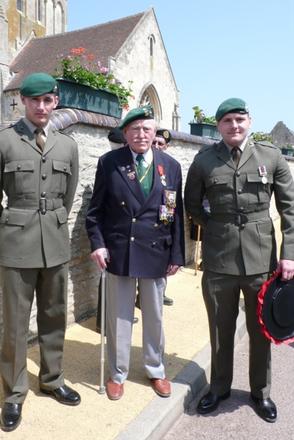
[119,105,154,129]
[156,129,171,144]
[215,98,249,121]
[20,72,58,97]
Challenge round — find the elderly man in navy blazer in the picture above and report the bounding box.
[86,106,185,400]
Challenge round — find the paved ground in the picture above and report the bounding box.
[163,336,294,440]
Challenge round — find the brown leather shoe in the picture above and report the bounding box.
[106,379,124,400]
[150,378,171,397]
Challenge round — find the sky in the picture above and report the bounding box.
[67,0,294,135]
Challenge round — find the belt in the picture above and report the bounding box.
[8,198,64,215]
[210,210,270,226]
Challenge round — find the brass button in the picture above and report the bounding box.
[130,236,135,242]
[121,201,125,206]
[236,171,240,177]
[154,223,159,227]
[63,166,67,171]
[42,174,47,180]
[42,156,46,163]
[17,165,21,170]
[238,189,242,194]
[41,191,46,197]
[132,218,136,223]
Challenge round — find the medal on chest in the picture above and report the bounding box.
[258,165,268,184]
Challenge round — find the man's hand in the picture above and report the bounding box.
[166,264,179,276]
[90,248,109,271]
[277,259,294,280]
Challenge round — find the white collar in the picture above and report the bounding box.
[129,146,153,165]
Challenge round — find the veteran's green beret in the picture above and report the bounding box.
[119,105,154,129]
[156,129,171,144]
[215,98,249,121]
[20,72,58,97]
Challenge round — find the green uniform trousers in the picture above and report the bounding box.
[202,271,271,399]
[0,264,68,403]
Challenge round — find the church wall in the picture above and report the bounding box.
[112,11,179,130]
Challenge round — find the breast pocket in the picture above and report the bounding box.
[205,174,234,206]
[51,160,72,195]
[246,173,273,204]
[4,160,35,194]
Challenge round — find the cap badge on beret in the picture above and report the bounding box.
[119,105,154,130]
[257,271,294,344]
[156,129,171,144]
[20,72,58,97]
[215,97,249,121]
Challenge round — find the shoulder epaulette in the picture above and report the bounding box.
[197,144,214,155]
[255,140,277,149]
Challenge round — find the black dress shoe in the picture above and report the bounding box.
[163,295,174,306]
[250,394,277,422]
[40,385,81,406]
[197,390,231,414]
[1,403,22,432]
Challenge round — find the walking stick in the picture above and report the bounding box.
[98,269,106,394]
[194,225,201,275]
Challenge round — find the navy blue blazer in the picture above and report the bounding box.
[86,146,185,278]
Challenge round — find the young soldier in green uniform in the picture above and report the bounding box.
[185,98,294,423]
[0,73,80,432]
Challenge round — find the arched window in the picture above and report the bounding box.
[37,0,42,21]
[140,84,162,123]
[55,2,64,33]
[148,34,156,57]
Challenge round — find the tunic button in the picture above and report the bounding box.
[121,201,125,206]
[130,236,135,241]
[17,165,21,170]
[132,218,136,223]
[42,156,46,163]
[154,223,159,227]
[63,166,67,171]
[239,206,244,211]
[238,189,242,194]
[236,171,240,177]
[41,191,46,197]
[42,174,47,180]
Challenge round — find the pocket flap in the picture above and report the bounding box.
[206,175,231,187]
[247,173,273,184]
[55,207,68,224]
[4,160,34,173]
[53,160,72,175]
[0,210,29,226]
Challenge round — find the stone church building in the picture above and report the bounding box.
[0,1,180,130]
